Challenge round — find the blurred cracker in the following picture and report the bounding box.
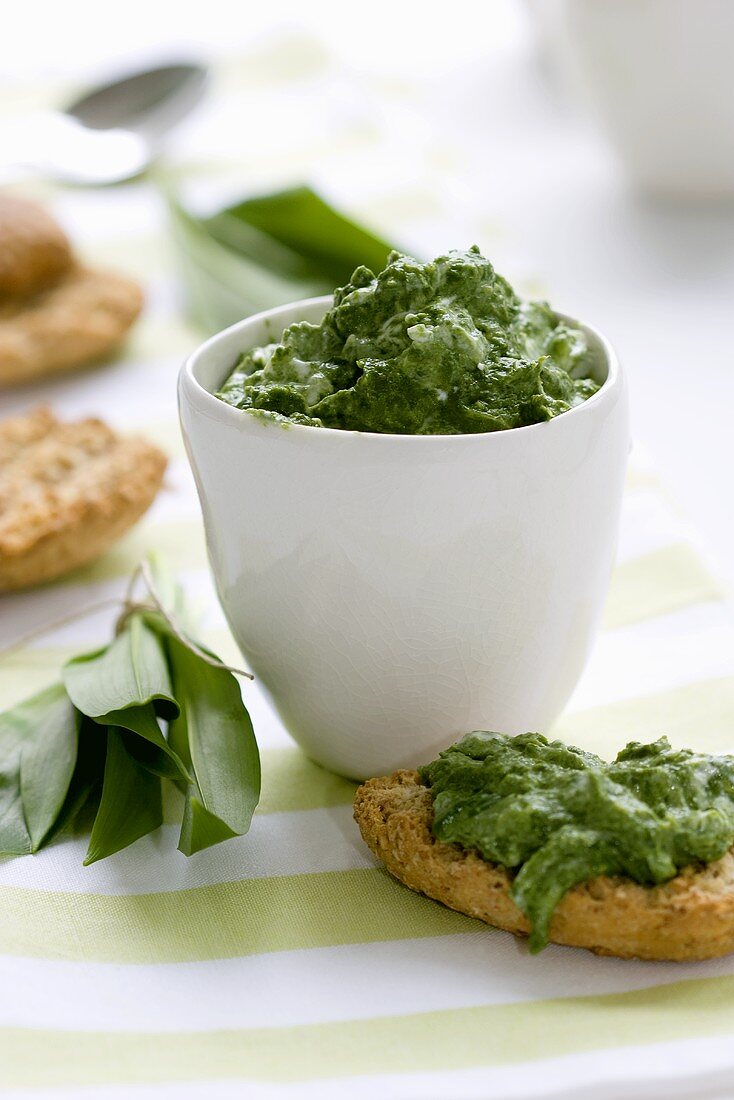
[0,406,166,592]
[0,265,143,387]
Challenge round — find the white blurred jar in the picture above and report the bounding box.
[534,0,734,200]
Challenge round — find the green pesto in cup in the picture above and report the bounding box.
[215,246,599,434]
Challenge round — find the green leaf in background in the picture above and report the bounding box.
[63,616,179,721]
[167,637,260,855]
[205,207,328,283]
[218,186,396,284]
[168,195,326,333]
[0,683,78,855]
[167,184,398,333]
[84,728,163,866]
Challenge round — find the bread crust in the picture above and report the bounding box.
[0,193,73,298]
[0,407,166,591]
[0,265,143,386]
[354,769,734,961]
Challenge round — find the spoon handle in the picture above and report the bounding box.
[0,112,149,186]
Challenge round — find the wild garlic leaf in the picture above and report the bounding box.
[95,702,190,786]
[84,727,163,866]
[63,616,179,721]
[122,730,187,785]
[220,186,395,286]
[19,684,79,851]
[168,193,332,333]
[178,793,237,855]
[0,683,78,854]
[0,769,31,855]
[167,637,260,856]
[46,718,107,845]
[167,185,397,332]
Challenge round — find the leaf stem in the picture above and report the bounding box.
[0,560,255,681]
[134,560,254,680]
[0,598,124,657]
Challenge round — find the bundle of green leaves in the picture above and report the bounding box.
[0,567,260,864]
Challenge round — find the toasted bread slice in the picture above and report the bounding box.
[0,265,143,386]
[0,407,166,592]
[354,769,734,961]
[0,193,73,298]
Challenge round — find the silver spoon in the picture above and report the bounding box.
[0,61,208,186]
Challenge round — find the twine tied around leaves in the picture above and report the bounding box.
[0,559,254,680]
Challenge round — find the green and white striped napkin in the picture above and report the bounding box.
[2,31,734,1099]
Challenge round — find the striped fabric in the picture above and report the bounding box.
[3,32,734,1099]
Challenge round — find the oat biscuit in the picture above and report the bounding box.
[354,769,734,961]
[0,265,143,386]
[0,193,73,298]
[0,407,166,591]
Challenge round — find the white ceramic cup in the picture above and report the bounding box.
[545,0,734,200]
[179,298,629,780]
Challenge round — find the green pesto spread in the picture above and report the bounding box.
[420,731,734,952]
[215,247,600,434]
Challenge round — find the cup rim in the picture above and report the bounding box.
[180,294,623,444]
